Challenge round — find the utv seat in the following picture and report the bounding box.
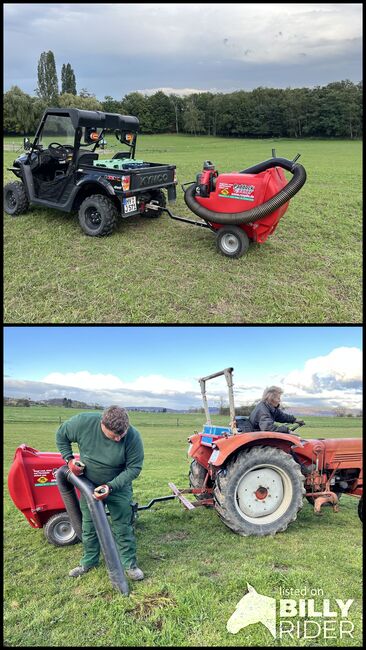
[76,151,99,166]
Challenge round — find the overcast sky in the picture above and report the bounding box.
[4,326,362,412]
[4,3,362,99]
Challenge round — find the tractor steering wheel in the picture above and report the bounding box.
[48,142,71,161]
[290,421,306,432]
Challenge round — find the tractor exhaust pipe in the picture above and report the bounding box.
[184,157,306,225]
[56,466,129,595]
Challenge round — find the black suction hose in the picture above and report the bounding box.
[56,466,129,595]
[184,157,306,225]
[56,466,83,540]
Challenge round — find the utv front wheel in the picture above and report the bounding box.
[43,512,79,546]
[78,194,118,236]
[4,181,29,216]
[214,446,305,536]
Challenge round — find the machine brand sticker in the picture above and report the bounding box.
[218,182,255,201]
[33,468,57,486]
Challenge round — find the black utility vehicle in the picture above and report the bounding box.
[4,108,177,236]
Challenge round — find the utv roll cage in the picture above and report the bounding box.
[29,108,140,160]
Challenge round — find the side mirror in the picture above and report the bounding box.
[23,137,31,151]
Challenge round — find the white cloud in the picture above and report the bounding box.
[41,370,194,395]
[137,87,221,97]
[283,347,362,393]
[42,371,124,391]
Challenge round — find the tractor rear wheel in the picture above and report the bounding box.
[189,459,212,500]
[213,446,305,536]
[78,194,118,236]
[216,226,250,258]
[43,512,80,546]
[4,181,29,216]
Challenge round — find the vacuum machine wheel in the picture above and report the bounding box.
[216,226,250,258]
[43,512,80,546]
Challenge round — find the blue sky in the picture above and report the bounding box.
[4,326,362,412]
[4,3,362,99]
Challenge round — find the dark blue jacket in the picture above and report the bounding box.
[249,401,296,433]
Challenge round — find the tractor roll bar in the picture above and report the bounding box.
[198,367,236,429]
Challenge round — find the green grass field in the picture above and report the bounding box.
[3,135,362,323]
[4,407,363,647]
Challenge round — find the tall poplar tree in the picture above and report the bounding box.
[36,51,59,104]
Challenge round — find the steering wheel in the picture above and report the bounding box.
[48,142,71,161]
[290,422,306,432]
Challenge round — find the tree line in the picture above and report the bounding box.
[4,50,362,138]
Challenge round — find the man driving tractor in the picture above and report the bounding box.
[55,405,144,580]
[249,386,305,433]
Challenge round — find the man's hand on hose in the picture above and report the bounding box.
[93,484,110,500]
[67,458,85,476]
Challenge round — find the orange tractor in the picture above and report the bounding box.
[169,368,363,535]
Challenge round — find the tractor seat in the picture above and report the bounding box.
[76,151,99,166]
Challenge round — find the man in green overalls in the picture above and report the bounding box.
[56,405,144,580]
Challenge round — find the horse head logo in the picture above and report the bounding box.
[227,583,276,637]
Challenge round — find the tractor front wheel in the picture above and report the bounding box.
[43,512,80,546]
[4,181,29,216]
[189,459,212,500]
[306,493,342,507]
[213,446,305,536]
[216,226,250,258]
[78,194,118,236]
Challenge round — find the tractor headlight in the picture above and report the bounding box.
[209,449,220,464]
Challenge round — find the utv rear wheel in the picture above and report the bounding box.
[142,190,166,218]
[216,226,250,258]
[4,181,29,216]
[189,460,212,500]
[43,512,79,546]
[78,194,118,236]
[214,446,305,536]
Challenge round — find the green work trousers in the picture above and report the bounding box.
[79,486,136,569]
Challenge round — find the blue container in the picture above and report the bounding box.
[202,425,231,437]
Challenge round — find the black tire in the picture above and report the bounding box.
[4,181,29,216]
[43,512,80,546]
[78,194,118,236]
[189,460,212,500]
[216,225,250,258]
[141,189,166,218]
[358,496,362,522]
[213,446,305,536]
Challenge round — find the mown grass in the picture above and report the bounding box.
[4,407,363,647]
[3,135,362,324]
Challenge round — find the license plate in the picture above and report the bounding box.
[123,196,137,214]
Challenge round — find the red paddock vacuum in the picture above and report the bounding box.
[159,150,307,258]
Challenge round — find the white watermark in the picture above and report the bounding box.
[227,583,355,640]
